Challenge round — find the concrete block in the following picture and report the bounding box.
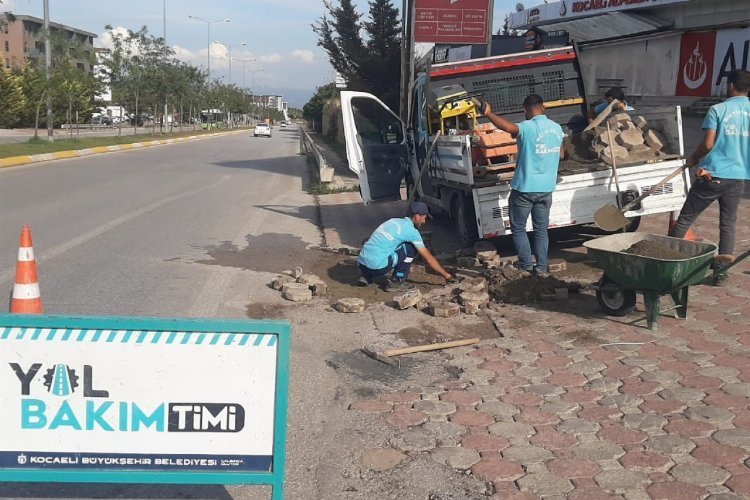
[393,289,422,310]
[283,287,313,302]
[600,144,629,165]
[645,129,665,151]
[281,282,309,294]
[617,129,645,151]
[459,291,490,306]
[312,282,328,296]
[597,131,614,146]
[634,115,648,130]
[473,240,498,262]
[610,112,631,123]
[292,267,303,279]
[458,277,488,293]
[298,273,324,285]
[547,259,567,273]
[335,297,366,313]
[429,301,460,318]
[271,275,296,291]
[463,302,481,315]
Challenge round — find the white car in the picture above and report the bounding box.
[254,123,272,137]
[280,122,287,128]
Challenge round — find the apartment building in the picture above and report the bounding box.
[0,14,96,72]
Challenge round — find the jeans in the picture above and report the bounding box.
[669,178,744,255]
[359,243,417,282]
[509,190,553,272]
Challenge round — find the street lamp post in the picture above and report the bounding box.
[187,15,229,81]
[214,41,246,85]
[233,58,257,90]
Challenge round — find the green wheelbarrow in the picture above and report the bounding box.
[583,233,747,330]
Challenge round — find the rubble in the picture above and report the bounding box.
[473,240,498,263]
[457,277,488,293]
[645,129,665,151]
[271,275,295,291]
[429,301,461,318]
[601,144,629,165]
[282,283,313,302]
[292,267,303,279]
[335,297,366,313]
[456,256,479,268]
[634,115,648,130]
[393,289,423,310]
[584,114,669,164]
[617,129,645,151]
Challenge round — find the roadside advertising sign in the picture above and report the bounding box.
[0,314,290,500]
[509,0,690,29]
[676,27,750,97]
[415,0,492,45]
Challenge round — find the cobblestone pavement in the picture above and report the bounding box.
[349,200,750,499]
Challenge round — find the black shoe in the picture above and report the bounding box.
[712,273,729,287]
[385,278,415,293]
[357,276,370,287]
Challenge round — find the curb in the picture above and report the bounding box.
[0,128,251,169]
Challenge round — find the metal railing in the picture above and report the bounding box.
[299,126,334,183]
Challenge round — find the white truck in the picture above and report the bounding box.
[340,46,690,246]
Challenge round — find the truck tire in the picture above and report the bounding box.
[624,216,641,232]
[452,194,479,247]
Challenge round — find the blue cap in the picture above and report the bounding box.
[408,201,432,218]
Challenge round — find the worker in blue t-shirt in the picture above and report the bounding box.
[357,202,454,292]
[670,69,750,285]
[588,87,635,123]
[481,94,565,275]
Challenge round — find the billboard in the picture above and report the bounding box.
[676,28,750,97]
[0,314,290,498]
[415,0,491,45]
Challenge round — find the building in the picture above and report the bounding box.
[0,14,96,72]
[253,94,285,112]
[509,0,750,102]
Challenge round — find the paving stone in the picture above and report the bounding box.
[685,405,735,426]
[692,442,747,467]
[413,400,456,417]
[573,441,625,461]
[659,387,707,404]
[622,380,662,396]
[713,429,750,449]
[640,397,687,415]
[517,472,574,497]
[466,383,506,400]
[502,444,553,464]
[647,481,707,499]
[361,448,406,471]
[429,301,461,317]
[461,433,510,452]
[727,345,750,357]
[271,275,296,290]
[598,394,644,411]
[598,424,648,445]
[681,375,724,391]
[349,400,393,413]
[579,405,622,421]
[386,407,428,428]
[536,355,571,369]
[431,446,481,470]
[705,390,748,409]
[705,494,745,500]
[471,457,524,482]
[725,474,750,497]
[517,409,560,426]
[645,435,697,455]
[334,297,365,313]
[594,469,648,491]
[540,400,581,417]
[390,429,438,452]
[586,377,623,392]
[674,351,715,363]
[461,368,495,385]
[619,450,672,472]
[479,358,516,373]
[623,412,667,433]
[547,458,600,478]
[698,366,740,381]
[489,421,536,439]
[478,401,520,419]
[721,382,750,397]
[503,392,543,406]
[529,426,579,449]
[558,418,601,435]
[664,419,717,438]
[568,488,624,500]
[451,409,495,428]
[513,365,551,381]
[392,288,422,310]
[562,387,604,404]
[525,383,564,397]
[621,356,660,369]
[422,420,469,447]
[569,360,607,375]
[670,462,730,486]
[440,391,483,406]
[640,369,681,385]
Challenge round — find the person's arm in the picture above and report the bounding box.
[483,102,520,137]
[687,130,717,167]
[416,247,452,280]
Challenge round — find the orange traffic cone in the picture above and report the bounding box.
[668,211,702,242]
[10,225,42,314]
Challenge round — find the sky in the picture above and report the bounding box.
[3,0,523,107]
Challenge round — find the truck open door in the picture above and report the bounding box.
[340,91,408,205]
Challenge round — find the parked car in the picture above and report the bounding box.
[91,115,112,126]
[254,123,272,137]
[280,122,287,128]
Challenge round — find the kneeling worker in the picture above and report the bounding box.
[357,202,454,292]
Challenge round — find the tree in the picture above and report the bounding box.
[15,64,47,136]
[303,82,337,132]
[0,62,25,127]
[502,14,518,36]
[313,0,401,110]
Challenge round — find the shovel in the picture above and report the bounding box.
[594,162,689,231]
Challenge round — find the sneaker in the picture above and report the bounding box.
[534,270,550,279]
[385,278,415,293]
[712,272,729,287]
[356,276,370,287]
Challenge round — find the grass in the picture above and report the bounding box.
[305,182,359,195]
[0,127,249,159]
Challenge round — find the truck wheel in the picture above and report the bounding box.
[453,194,479,247]
[624,216,641,232]
[596,274,636,316]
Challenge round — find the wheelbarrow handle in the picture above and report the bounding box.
[713,248,750,276]
[621,162,689,213]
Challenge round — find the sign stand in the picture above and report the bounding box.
[0,314,291,500]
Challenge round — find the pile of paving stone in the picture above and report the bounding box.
[589,113,669,165]
[270,267,328,302]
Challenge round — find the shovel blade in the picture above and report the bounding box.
[594,204,629,232]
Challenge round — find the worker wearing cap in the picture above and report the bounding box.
[669,69,750,285]
[481,94,565,275]
[588,87,635,123]
[357,202,453,292]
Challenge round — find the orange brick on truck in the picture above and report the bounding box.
[340,46,690,246]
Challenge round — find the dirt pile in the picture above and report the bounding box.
[624,240,687,260]
[484,266,582,304]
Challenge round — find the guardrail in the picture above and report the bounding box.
[299,126,334,183]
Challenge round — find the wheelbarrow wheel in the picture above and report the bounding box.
[596,275,636,316]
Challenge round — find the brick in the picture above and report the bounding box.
[562,388,603,404]
[547,458,600,478]
[569,489,623,500]
[461,433,509,452]
[283,285,313,301]
[385,407,428,428]
[471,457,524,482]
[704,390,749,409]
[540,400,580,417]
[440,391,482,406]
[664,419,716,438]
[431,447,481,470]
[619,451,672,472]
[647,481,707,499]
[392,288,422,310]
[692,442,748,467]
[517,472,574,497]
[361,448,406,471]
[450,409,494,428]
[524,383,564,397]
[659,360,699,375]
[681,375,724,390]
[598,394,644,411]
[349,400,392,413]
[516,410,560,426]
[530,427,579,449]
[334,297,365,313]
[594,469,648,490]
[699,365,740,380]
[569,360,607,375]
[670,463,730,486]
[572,441,625,461]
[585,376,623,392]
